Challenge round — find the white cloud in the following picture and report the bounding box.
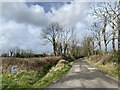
[1,1,93,53]
[2,1,91,27]
[1,0,26,2]
[2,2,52,27]
[1,19,52,53]
[52,2,91,28]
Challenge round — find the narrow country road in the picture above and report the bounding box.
[49,58,119,89]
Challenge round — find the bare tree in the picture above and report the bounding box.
[92,3,114,53]
[89,22,102,53]
[9,48,15,57]
[41,22,78,57]
[104,2,119,52]
[70,34,79,57]
[62,28,74,55]
[41,22,63,56]
[81,35,94,56]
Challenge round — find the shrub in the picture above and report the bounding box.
[109,55,118,63]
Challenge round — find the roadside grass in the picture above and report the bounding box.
[87,60,119,79]
[2,61,57,89]
[32,61,73,88]
[86,53,119,79]
[0,73,2,89]
[2,70,46,89]
[2,59,73,89]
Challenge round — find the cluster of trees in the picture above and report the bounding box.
[41,22,81,58]
[1,48,34,58]
[41,1,120,58]
[81,1,120,56]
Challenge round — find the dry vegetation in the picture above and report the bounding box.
[87,52,119,79]
[88,52,117,64]
[1,56,62,73]
[1,57,73,89]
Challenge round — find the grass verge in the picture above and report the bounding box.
[32,61,73,88]
[86,57,119,79]
[2,60,73,89]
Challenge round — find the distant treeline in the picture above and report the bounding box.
[1,48,49,58]
[1,47,85,59]
[1,53,49,58]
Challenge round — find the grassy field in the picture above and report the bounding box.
[1,57,73,89]
[86,53,119,79]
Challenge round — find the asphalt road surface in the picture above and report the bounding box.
[49,58,119,89]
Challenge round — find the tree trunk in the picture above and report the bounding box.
[60,43,62,55]
[10,50,13,57]
[64,44,68,56]
[92,41,94,55]
[118,1,120,64]
[104,38,107,52]
[103,15,107,53]
[112,30,116,52]
[53,35,57,56]
[98,32,102,53]
[103,29,107,52]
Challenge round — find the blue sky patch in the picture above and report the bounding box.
[26,2,71,13]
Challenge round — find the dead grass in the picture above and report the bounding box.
[88,53,116,64]
[87,52,119,79]
[1,56,62,73]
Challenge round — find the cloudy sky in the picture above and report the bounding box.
[0,0,117,54]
